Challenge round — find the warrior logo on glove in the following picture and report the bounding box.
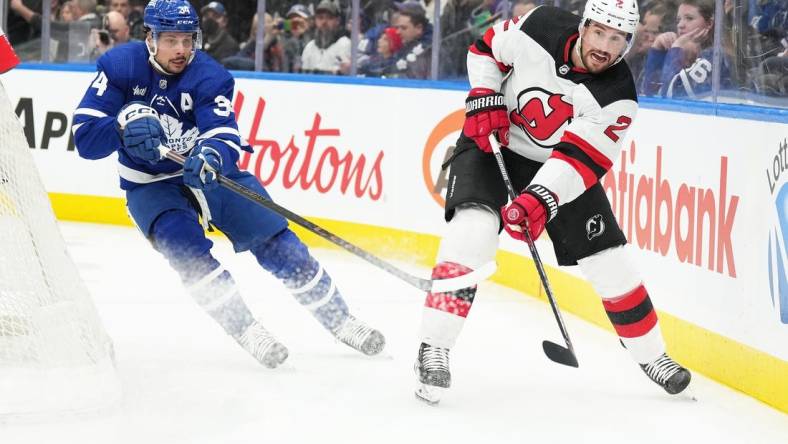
[463,87,510,153]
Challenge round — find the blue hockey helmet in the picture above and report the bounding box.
[143,0,202,71]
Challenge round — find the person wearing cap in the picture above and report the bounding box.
[358,26,403,77]
[200,1,239,62]
[281,3,313,73]
[301,0,350,75]
[393,0,432,79]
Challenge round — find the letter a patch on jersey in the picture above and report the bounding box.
[509,87,573,148]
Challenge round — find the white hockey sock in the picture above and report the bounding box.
[419,204,499,349]
[188,266,255,338]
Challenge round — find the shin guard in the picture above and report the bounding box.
[152,210,255,338]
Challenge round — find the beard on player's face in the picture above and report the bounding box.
[581,46,615,73]
[578,21,628,73]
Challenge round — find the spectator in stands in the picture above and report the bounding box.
[626,1,671,88]
[438,0,482,79]
[301,0,351,75]
[358,26,403,77]
[280,4,313,73]
[10,0,99,61]
[60,1,76,21]
[753,48,788,96]
[640,0,732,98]
[356,2,402,60]
[393,1,432,79]
[109,0,130,19]
[221,13,284,72]
[68,0,101,28]
[106,9,132,45]
[468,0,508,40]
[200,1,240,62]
[511,0,538,17]
[8,0,66,45]
[127,0,146,41]
[89,10,133,60]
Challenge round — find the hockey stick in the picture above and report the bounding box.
[157,145,495,293]
[488,135,578,368]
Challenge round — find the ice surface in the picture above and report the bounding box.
[3,222,786,443]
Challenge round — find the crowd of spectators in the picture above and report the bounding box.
[5,0,786,99]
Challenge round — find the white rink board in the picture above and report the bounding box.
[1,68,786,362]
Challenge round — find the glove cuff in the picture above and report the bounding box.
[117,102,159,130]
[524,184,558,222]
[465,91,505,116]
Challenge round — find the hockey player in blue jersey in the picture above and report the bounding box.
[71,0,385,368]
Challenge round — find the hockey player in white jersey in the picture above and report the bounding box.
[72,0,385,369]
[415,0,691,404]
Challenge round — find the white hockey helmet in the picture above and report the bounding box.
[579,0,640,62]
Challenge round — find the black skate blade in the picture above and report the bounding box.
[542,341,579,368]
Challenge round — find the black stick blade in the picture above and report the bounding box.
[542,341,579,368]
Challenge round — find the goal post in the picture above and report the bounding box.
[0,79,120,419]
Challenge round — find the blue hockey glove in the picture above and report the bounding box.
[117,102,166,165]
[183,145,223,191]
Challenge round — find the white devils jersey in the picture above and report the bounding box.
[467,5,638,206]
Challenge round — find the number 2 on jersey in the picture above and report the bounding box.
[603,116,632,142]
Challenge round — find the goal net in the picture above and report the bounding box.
[0,80,119,419]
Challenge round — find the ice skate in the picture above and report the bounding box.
[332,315,385,356]
[237,321,289,369]
[640,353,691,394]
[414,342,451,405]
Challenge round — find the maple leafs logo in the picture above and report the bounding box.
[160,114,199,154]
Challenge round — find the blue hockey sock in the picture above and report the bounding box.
[252,229,349,331]
[152,210,255,338]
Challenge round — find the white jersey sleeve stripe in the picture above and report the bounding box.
[74,108,108,118]
[117,162,183,184]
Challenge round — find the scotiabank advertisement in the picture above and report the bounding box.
[1,68,786,362]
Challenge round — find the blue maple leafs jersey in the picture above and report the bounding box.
[72,42,245,190]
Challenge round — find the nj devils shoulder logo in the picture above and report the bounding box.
[509,87,573,148]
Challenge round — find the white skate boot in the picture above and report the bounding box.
[332,315,385,356]
[237,321,289,369]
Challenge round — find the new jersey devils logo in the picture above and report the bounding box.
[509,87,573,148]
[586,214,605,240]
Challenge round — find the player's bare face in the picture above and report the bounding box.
[151,32,194,74]
[577,22,629,73]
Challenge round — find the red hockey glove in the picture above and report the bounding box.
[501,185,558,242]
[463,88,509,153]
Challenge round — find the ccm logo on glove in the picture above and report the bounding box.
[117,103,159,129]
[117,102,166,165]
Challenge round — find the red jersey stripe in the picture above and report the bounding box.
[561,131,614,170]
[550,150,597,188]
